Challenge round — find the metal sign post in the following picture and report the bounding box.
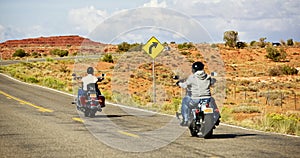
[143,36,164,103]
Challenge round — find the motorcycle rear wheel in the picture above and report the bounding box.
[84,109,89,117]
[189,120,198,137]
[90,110,96,118]
[201,114,214,139]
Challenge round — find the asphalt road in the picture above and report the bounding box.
[0,73,299,158]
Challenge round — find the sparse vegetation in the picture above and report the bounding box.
[50,49,69,57]
[264,113,300,135]
[1,37,299,136]
[177,42,194,50]
[223,30,238,48]
[265,46,287,62]
[101,54,114,63]
[269,65,298,76]
[13,49,28,58]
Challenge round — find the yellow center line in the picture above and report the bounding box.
[0,90,53,113]
[72,117,84,123]
[118,130,140,138]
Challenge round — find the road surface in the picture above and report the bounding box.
[0,73,299,157]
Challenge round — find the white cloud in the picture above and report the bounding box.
[166,0,300,42]
[68,6,108,33]
[143,0,167,8]
[0,25,5,42]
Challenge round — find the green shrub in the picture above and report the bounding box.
[287,39,294,46]
[42,77,65,90]
[50,49,68,57]
[180,51,191,56]
[265,113,300,135]
[25,76,39,83]
[13,49,27,58]
[178,42,194,50]
[281,65,298,75]
[269,65,298,76]
[101,54,114,63]
[265,46,286,62]
[231,105,261,113]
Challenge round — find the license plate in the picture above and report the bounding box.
[203,108,213,114]
[89,93,96,98]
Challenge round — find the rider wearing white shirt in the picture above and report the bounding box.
[82,67,98,91]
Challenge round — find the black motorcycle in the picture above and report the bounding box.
[72,74,105,118]
[174,73,220,138]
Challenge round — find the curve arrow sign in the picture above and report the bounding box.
[149,42,158,54]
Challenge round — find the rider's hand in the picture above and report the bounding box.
[176,79,185,86]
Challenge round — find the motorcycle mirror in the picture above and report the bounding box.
[72,73,76,77]
[102,73,106,77]
[211,72,217,76]
[173,75,179,80]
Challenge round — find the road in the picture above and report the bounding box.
[0,73,299,158]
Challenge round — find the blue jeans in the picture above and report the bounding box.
[181,96,211,122]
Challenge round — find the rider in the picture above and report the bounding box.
[77,67,103,107]
[177,61,215,126]
[82,67,99,91]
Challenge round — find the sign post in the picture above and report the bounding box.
[142,36,164,103]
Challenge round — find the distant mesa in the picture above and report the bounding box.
[0,35,115,59]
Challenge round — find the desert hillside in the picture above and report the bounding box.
[0,35,299,135]
[0,35,117,59]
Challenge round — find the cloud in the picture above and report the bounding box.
[68,6,108,33]
[143,0,167,8]
[167,0,300,42]
[0,25,5,42]
[0,25,25,42]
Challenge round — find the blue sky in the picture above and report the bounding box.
[0,0,299,43]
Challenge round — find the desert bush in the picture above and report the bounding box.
[250,41,257,47]
[178,42,194,50]
[231,105,261,113]
[46,58,54,62]
[13,49,28,58]
[265,46,286,62]
[59,64,70,73]
[265,113,300,135]
[50,49,69,57]
[31,52,40,58]
[269,66,282,76]
[101,54,114,63]
[25,76,39,83]
[287,39,294,46]
[281,65,298,75]
[223,30,238,48]
[269,65,298,76]
[180,51,191,56]
[42,77,65,90]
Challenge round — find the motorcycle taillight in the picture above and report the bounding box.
[206,103,209,108]
[195,109,200,114]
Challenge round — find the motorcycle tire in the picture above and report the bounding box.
[189,120,198,137]
[84,109,89,117]
[201,114,214,139]
[204,129,213,139]
[90,110,96,118]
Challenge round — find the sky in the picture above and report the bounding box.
[0,0,299,44]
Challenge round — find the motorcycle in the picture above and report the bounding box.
[174,73,221,138]
[72,73,106,118]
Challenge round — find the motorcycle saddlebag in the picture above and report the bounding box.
[98,95,105,107]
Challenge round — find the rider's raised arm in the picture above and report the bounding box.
[210,78,216,86]
[178,75,192,89]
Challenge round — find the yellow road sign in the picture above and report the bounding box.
[143,36,164,59]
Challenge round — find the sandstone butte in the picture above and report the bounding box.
[0,35,117,59]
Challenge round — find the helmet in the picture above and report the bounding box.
[87,67,94,74]
[192,61,204,73]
